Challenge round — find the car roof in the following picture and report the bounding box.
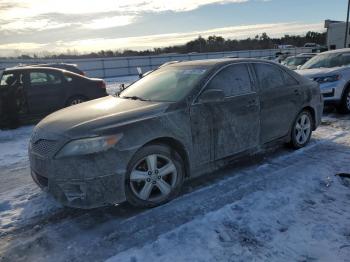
[297,53,316,57]
[167,58,279,69]
[5,66,65,72]
[321,48,350,55]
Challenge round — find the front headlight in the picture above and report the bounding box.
[314,74,341,84]
[55,134,123,158]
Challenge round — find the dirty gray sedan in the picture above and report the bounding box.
[29,59,323,209]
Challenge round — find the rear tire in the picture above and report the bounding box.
[125,144,184,208]
[66,96,87,107]
[336,87,350,114]
[290,110,313,149]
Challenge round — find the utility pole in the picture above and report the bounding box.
[345,0,350,48]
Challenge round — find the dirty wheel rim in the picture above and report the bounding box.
[130,154,178,202]
[294,113,311,145]
[70,99,84,105]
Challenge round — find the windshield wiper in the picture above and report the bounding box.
[121,95,149,101]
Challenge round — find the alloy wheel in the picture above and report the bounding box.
[129,154,178,202]
[294,113,311,145]
[70,98,84,105]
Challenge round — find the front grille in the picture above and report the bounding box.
[31,139,61,158]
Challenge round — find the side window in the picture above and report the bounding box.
[30,71,62,86]
[30,72,48,85]
[254,63,284,89]
[47,72,62,84]
[283,71,298,86]
[63,73,74,82]
[206,64,252,97]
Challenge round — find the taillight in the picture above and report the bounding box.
[99,81,106,89]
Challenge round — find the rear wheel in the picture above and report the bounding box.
[66,96,87,107]
[336,87,350,114]
[125,144,184,208]
[290,110,313,149]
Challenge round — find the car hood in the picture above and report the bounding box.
[36,96,169,138]
[296,67,343,79]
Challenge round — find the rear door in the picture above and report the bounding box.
[190,63,260,163]
[253,62,302,144]
[25,69,65,114]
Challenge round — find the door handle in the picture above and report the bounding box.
[246,99,258,108]
[294,89,301,95]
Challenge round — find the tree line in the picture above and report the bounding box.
[13,31,326,59]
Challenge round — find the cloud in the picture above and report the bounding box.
[57,22,324,51]
[1,0,249,18]
[0,19,70,32]
[0,22,324,56]
[83,16,137,30]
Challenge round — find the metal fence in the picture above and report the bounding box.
[0,47,313,78]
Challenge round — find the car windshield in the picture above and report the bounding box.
[301,52,350,69]
[119,67,207,102]
[284,57,309,66]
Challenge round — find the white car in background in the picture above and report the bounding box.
[296,48,350,113]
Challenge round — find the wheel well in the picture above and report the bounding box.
[341,81,350,99]
[144,137,190,178]
[302,106,316,130]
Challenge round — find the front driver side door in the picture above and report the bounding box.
[190,63,260,164]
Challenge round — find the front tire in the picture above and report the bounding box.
[290,110,313,149]
[337,87,350,114]
[125,144,184,208]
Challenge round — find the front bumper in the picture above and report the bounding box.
[29,147,133,209]
[319,81,344,103]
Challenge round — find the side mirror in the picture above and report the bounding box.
[198,89,225,103]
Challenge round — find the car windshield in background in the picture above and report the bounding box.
[120,67,206,102]
[301,52,350,69]
[284,57,309,66]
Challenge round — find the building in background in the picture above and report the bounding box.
[325,20,349,50]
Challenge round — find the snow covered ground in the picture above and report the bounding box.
[0,104,350,261]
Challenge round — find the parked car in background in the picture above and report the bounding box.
[304,43,320,48]
[0,66,107,122]
[296,48,350,113]
[28,63,85,76]
[29,58,322,209]
[282,53,317,70]
[278,45,295,49]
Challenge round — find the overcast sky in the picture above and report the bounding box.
[0,0,347,56]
